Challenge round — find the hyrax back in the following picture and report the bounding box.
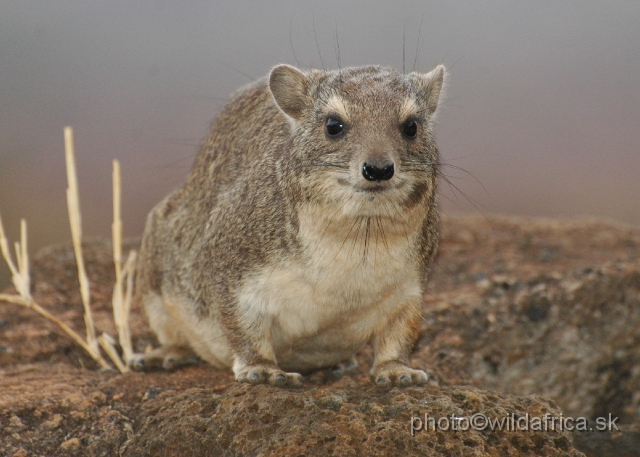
[133,63,445,387]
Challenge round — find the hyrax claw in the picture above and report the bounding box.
[128,346,197,372]
[236,365,303,388]
[372,361,428,388]
[129,354,146,372]
[330,357,359,379]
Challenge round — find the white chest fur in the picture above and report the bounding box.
[235,204,424,369]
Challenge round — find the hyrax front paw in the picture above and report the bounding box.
[235,364,304,388]
[371,361,428,388]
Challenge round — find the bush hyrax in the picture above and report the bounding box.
[132,63,445,388]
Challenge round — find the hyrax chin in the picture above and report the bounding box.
[132,63,445,388]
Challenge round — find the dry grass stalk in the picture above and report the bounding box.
[0,126,137,373]
[110,159,136,371]
[0,215,30,299]
[0,216,110,368]
[119,249,137,362]
[64,126,100,356]
[99,333,127,373]
[18,219,30,297]
[123,250,136,326]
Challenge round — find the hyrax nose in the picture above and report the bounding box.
[362,161,395,181]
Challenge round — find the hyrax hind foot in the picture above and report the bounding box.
[330,357,359,379]
[129,345,198,372]
[235,363,304,388]
[371,361,428,388]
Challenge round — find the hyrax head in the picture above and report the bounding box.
[269,64,445,216]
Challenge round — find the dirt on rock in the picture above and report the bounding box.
[1,214,639,456]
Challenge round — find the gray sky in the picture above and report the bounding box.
[1,1,639,287]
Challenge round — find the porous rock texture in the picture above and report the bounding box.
[2,214,640,456]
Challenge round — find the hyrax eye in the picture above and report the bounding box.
[402,120,418,139]
[325,117,344,137]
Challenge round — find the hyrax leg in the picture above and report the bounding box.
[129,293,197,371]
[370,302,428,387]
[228,312,303,388]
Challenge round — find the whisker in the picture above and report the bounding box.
[350,216,366,259]
[329,200,365,266]
[402,160,488,195]
[412,13,425,72]
[312,14,326,70]
[288,161,351,174]
[373,216,379,267]
[362,217,371,264]
[383,194,410,240]
[374,210,397,262]
[437,171,491,223]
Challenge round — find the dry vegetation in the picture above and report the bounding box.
[0,126,136,373]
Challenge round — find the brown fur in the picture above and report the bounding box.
[132,64,446,387]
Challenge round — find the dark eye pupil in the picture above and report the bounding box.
[403,120,418,138]
[325,117,344,136]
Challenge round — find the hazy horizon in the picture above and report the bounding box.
[1,1,639,288]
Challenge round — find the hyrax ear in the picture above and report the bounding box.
[269,64,309,122]
[409,64,446,117]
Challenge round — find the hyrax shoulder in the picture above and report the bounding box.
[133,63,446,387]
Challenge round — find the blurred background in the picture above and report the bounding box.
[1,1,639,289]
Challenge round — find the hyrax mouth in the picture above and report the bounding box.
[356,181,392,193]
[338,177,396,194]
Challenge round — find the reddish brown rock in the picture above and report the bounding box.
[2,215,640,456]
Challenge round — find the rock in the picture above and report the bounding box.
[416,264,640,424]
[59,437,80,451]
[3,215,640,455]
[123,384,583,456]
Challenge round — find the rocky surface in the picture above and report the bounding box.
[1,214,639,456]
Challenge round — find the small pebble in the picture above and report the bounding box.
[59,437,80,451]
[143,387,160,400]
